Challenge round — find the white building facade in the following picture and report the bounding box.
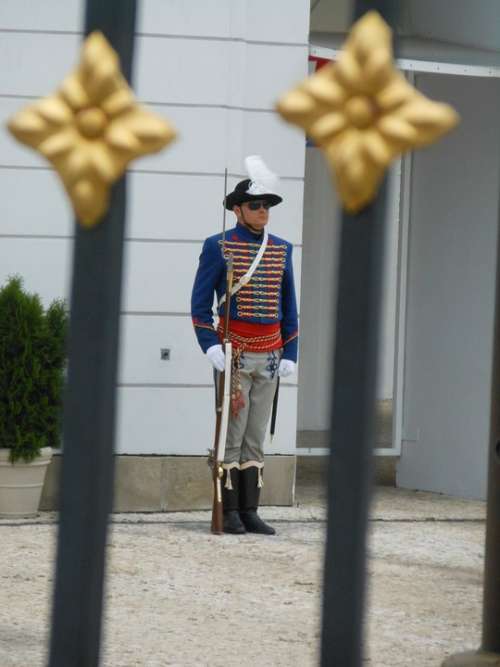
[4,0,500,505]
[0,0,311,508]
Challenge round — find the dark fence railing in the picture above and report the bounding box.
[48,3,137,666]
[321,183,388,667]
[320,4,400,666]
[482,264,500,654]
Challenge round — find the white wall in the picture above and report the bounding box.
[309,0,413,36]
[408,0,500,53]
[298,147,400,432]
[309,0,500,53]
[0,0,310,455]
[398,74,500,499]
[298,147,339,432]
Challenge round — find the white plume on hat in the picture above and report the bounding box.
[245,155,280,196]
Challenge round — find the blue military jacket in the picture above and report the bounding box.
[191,222,299,362]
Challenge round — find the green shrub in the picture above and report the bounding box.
[0,276,68,463]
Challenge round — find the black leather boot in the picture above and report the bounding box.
[222,467,246,534]
[239,466,276,535]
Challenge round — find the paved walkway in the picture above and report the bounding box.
[0,486,487,666]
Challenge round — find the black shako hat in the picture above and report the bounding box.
[224,179,283,210]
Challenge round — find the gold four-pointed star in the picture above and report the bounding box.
[276,11,460,213]
[7,31,177,227]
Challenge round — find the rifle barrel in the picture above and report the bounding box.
[210,167,233,535]
[223,253,233,341]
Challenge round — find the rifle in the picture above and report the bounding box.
[211,169,233,534]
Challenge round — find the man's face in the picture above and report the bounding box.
[234,200,270,231]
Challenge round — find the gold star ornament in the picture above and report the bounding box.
[7,31,177,227]
[276,11,460,213]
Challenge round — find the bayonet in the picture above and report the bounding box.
[221,167,228,259]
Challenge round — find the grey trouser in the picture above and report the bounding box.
[222,350,280,471]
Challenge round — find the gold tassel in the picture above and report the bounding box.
[230,348,245,417]
[224,469,233,490]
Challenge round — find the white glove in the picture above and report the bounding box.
[278,359,296,378]
[206,344,225,372]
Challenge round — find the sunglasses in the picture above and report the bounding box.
[245,200,271,211]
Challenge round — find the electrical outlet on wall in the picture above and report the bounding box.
[160,348,170,360]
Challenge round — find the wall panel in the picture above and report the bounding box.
[128,173,304,245]
[0,0,308,457]
[242,44,307,110]
[1,99,304,182]
[136,38,307,109]
[0,0,81,31]
[266,386,298,455]
[0,98,48,167]
[242,0,310,44]
[0,169,303,244]
[139,0,309,44]
[122,241,301,314]
[0,168,72,236]
[122,241,200,313]
[119,314,210,386]
[237,110,306,178]
[0,237,72,304]
[136,106,305,178]
[116,384,297,455]
[119,313,302,388]
[1,0,309,44]
[0,33,80,97]
[1,32,306,111]
[398,74,500,499]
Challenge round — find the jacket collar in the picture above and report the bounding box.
[233,222,265,242]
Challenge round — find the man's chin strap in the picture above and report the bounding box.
[240,209,264,235]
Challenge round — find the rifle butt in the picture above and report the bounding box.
[211,475,224,534]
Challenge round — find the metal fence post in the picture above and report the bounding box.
[320,3,398,666]
[321,186,388,667]
[48,2,136,666]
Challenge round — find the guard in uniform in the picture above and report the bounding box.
[191,161,298,535]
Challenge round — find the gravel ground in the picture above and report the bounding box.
[0,488,486,666]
